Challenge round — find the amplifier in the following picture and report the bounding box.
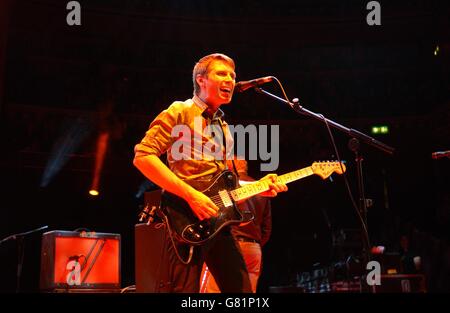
[40,230,121,292]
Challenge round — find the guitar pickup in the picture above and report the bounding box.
[218,190,233,207]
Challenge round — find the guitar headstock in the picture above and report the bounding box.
[311,161,346,179]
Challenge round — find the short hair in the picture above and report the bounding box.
[192,53,235,95]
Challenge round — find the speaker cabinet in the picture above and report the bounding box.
[40,230,121,292]
[135,223,172,292]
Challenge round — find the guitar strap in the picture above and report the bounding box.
[230,158,240,179]
[217,117,240,179]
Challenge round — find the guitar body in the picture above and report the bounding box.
[161,170,253,246]
[149,161,346,246]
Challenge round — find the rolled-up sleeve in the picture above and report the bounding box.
[134,104,179,158]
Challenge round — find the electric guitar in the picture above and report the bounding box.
[160,161,346,245]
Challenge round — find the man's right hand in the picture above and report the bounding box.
[186,190,219,220]
[133,155,220,221]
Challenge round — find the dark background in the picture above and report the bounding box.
[0,0,449,292]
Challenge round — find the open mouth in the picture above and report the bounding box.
[220,87,232,96]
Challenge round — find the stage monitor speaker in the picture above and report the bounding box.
[134,223,172,293]
[40,230,121,292]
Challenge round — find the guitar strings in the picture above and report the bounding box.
[203,168,322,207]
[207,180,276,205]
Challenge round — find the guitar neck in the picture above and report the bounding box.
[230,166,314,202]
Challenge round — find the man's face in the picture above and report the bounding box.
[197,60,236,108]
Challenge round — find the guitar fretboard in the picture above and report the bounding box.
[230,166,314,202]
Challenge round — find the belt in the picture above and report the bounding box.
[235,236,259,244]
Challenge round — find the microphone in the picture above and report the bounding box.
[234,76,274,93]
[432,150,450,159]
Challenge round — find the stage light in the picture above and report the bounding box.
[40,118,91,187]
[89,189,99,196]
[88,131,110,198]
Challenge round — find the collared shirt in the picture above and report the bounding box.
[134,95,234,182]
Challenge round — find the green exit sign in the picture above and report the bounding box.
[371,125,389,134]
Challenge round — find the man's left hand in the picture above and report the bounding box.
[259,173,288,197]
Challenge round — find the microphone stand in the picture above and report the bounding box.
[254,87,394,290]
[254,88,394,154]
[0,225,49,293]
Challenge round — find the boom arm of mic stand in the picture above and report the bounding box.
[254,87,395,155]
[0,225,49,244]
[0,225,49,293]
